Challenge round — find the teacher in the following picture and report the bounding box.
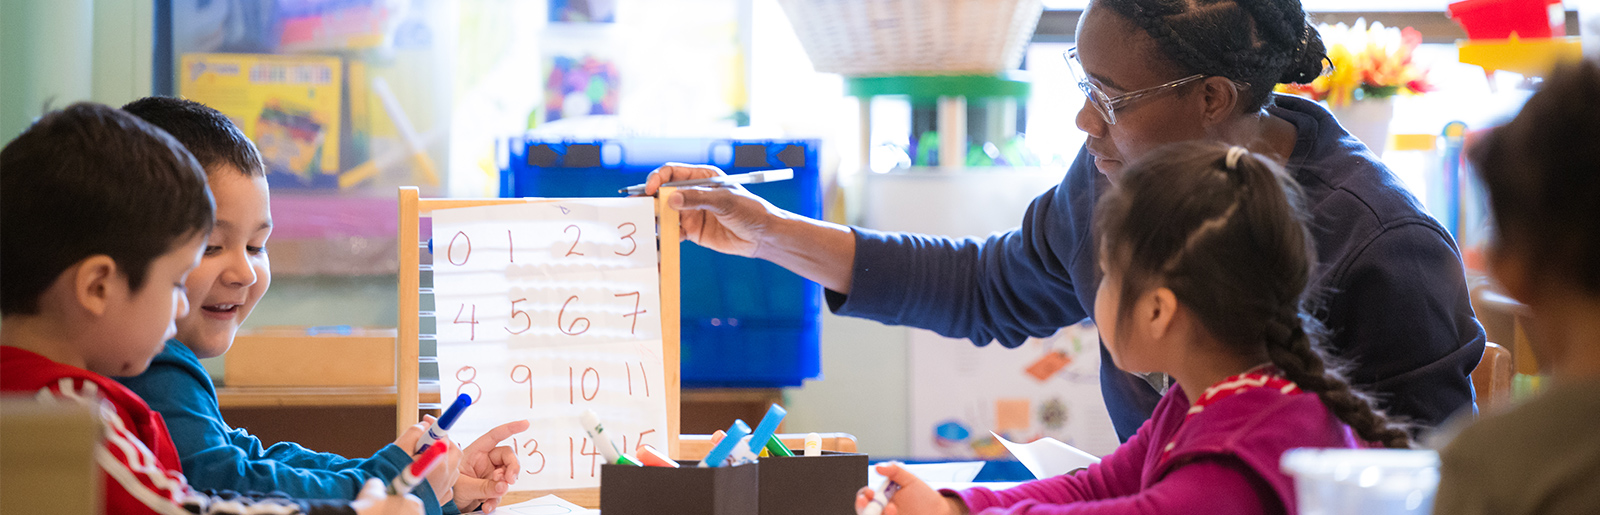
[646,0,1485,441]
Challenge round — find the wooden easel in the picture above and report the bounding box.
[395,186,682,505]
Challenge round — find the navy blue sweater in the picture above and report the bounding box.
[117,340,454,515]
[831,95,1485,440]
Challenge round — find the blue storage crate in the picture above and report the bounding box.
[501,138,822,388]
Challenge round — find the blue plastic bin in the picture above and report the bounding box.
[501,138,822,387]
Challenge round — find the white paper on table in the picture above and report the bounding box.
[867,461,986,489]
[433,199,669,492]
[993,431,1102,479]
[469,494,597,514]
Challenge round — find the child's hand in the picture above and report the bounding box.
[392,418,431,453]
[453,419,532,512]
[855,464,969,515]
[415,414,463,506]
[351,478,424,515]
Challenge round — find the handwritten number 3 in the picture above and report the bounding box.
[616,223,637,256]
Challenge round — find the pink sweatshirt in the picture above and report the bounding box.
[950,382,1364,514]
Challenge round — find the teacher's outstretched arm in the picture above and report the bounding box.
[643,163,857,294]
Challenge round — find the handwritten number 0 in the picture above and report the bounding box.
[447,231,471,266]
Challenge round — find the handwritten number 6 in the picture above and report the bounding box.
[558,296,590,336]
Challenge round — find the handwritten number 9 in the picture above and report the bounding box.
[510,365,533,408]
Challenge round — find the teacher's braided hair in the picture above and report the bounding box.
[1095,0,1327,111]
[1095,141,1411,448]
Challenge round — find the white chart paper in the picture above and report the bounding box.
[433,199,668,491]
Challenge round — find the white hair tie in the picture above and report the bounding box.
[1225,146,1249,170]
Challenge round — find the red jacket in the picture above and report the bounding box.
[1,346,347,515]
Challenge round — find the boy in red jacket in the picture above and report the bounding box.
[0,103,421,515]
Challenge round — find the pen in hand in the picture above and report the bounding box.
[619,168,794,196]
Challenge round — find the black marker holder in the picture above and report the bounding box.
[759,450,869,515]
[600,460,758,515]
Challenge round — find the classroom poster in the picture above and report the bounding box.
[909,321,1121,460]
[431,198,670,491]
[180,53,344,189]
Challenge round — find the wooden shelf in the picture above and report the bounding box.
[217,383,441,408]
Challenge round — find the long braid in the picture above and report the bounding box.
[1263,312,1413,448]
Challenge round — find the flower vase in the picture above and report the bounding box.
[1329,97,1396,156]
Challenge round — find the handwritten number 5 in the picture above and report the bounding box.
[505,298,532,335]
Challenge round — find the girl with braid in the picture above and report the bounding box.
[857,142,1406,515]
[643,0,1482,443]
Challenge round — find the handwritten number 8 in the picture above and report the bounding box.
[455,366,480,403]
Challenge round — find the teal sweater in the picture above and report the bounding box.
[117,340,456,514]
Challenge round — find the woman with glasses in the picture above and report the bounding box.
[644,0,1483,444]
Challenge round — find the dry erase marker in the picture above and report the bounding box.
[699,419,751,468]
[417,393,471,453]
[728,435,761,466]
[861,473,903,515]
[579,409,642,466]
[619,168,794,196]
[748,404,787,456]
[389,442,448,495]
[804,432,822,456]
[637,444,680,468]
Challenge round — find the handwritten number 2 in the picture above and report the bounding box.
[564,225,584,256]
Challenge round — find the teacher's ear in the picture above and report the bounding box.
[1199,76,1243,128]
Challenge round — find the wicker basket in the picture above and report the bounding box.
[777,0,1044,77]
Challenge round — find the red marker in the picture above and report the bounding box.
[637,444,680,468]
[390,442,449,495]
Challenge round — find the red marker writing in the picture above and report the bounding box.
[390,441,449,495]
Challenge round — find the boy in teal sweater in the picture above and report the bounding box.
[115,97,529,514]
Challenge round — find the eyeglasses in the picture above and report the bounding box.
[1065,47,1206,125]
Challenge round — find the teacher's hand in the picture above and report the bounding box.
[643,163,791,259]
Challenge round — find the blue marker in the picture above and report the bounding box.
[747,404,787,455]
[417,393,471,453]
[698,419,751,468]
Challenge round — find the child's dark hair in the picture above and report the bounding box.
[122,96,266,177]
[1471,58,1600,297]
[1096,0,1327,111]
[0,103,215,315]
[1096,141,1411,448]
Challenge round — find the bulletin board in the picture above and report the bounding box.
[397,187,681,499]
